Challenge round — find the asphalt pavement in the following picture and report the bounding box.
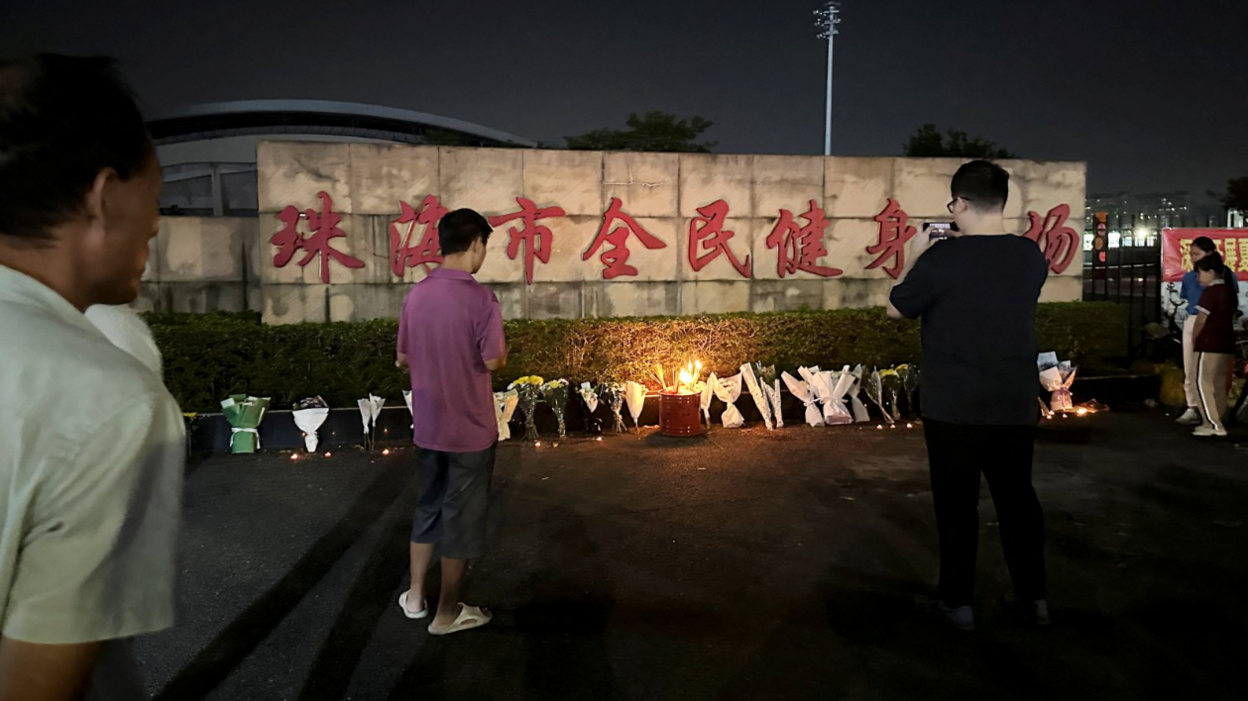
[134,410,1248,701]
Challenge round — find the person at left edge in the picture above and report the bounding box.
[0,55,184,701]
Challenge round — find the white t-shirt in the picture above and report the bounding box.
[84,304,163,378]
[0,265,184,671]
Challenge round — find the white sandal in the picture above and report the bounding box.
[428,604,492,636]
[398,591,429,620]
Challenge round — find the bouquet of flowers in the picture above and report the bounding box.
[579,382,602,435]
[293,395,330,452]
[700,373,718,428]
[879,368,903,424]
[847,365,871,423]
[782,370,823,427]
[357,393,385,451]
[624,380,648,431]
[825,366,856,426]
[494,389,519,440]
[542,379,571,439]
[866,369,891,424]
[507,375,545,442]
[600,382,627,433]
[897,364,920,418]
[755,363,784,429]
[221,395,271,454]
[402,390,414,430]
[1038,352,1076,413]
[740,363,774,430]
[713,373,745,428]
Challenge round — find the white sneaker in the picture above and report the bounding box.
[1176,409,1202,426]
[1193,426,1228,438]
[916,596,975,631]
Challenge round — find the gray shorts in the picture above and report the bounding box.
[412,443,496,560]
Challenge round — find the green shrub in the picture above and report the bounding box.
[150,303,1128,412]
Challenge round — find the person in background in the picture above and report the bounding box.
[84,304,163,378]
[1191,252,1237,438]
[0,55,184,700]
[395,209,506,636]
[887,160,1050,632]
[1176,237,1239,426]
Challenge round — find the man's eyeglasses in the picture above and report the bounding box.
[946,197,972,213]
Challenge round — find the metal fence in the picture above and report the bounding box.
[1082,242,1163,359]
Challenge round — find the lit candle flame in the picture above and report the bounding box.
[382,449,390,456]
[290,454,299,461]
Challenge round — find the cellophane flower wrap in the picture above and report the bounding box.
[508,375,545,442]
[600,382,627,433]
[542,379,571,439]
[879,368,903,424]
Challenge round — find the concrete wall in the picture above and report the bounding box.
[144,143,1086,322]
[137,216,260,313]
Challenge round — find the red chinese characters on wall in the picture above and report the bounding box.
[1023,204,1079,274]
[688,199,751,278]
[866,198,918,279]
[765,200,842,278]
[272,191,1082,285]
[583,197,667,280]
[488,197,567,285]
[390,195,448,276]
[271,191,364,284]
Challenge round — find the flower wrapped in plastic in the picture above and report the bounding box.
[578,382,600,414]
[600,382,627,433]
[494,389,519,441]
[740,363,774,430]
[402,390,414,430]
[879,368,903,424]
[700,373,718,428]
[542,379,571,439]
[824,366,856,425]
[1038,352,1076,412]
[782,370,823,427]
[507,375,545,442]
[624,380,647,431]
[714,373,745,428]
[847,365,871,423]
[866,368,891,424]
[897,364,920,418]
[221,395,271,454]
[293,396,330,452]
[754,363,785,429]
[357,393,385,451]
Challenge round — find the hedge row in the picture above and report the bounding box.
[148,303,1128,413]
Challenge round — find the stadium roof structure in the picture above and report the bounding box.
[147,100,536,148]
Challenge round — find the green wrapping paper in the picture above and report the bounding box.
[221,394,271,453]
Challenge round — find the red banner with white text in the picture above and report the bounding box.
[1161,228,1248,282]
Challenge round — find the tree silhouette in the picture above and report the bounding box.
[566,111,716,153]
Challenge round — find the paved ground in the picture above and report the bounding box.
[135,410,1248,701]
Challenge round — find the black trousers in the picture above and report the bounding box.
[923,419,1047,607]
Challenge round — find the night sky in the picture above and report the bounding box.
[3,0,1245,197]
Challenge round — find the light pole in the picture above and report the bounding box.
[814,2,842,156]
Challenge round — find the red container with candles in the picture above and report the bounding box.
[659,391,702,437]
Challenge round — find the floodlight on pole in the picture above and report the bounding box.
[814,1,842,156]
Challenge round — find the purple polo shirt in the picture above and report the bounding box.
[398,268,506,452]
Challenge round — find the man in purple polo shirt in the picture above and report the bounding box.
[395,208,506,636]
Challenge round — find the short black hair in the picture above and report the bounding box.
[438,209,492,255]
[1192,236,1218,255]
[1196,251,1225,274]
[950,159,1009,213]
[0,54,153,245]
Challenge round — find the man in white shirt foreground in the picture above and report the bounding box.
[0,55,184,700]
